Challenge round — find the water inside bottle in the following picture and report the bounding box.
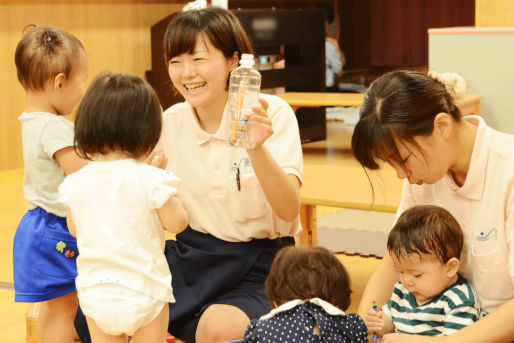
[226,54,261,148]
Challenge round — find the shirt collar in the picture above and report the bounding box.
[259,298,346,320]
[445,115,488,200]
[190,102,230,145]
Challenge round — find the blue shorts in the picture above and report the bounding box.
[13,207,78,302]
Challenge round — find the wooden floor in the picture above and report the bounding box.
[0,120,382,343]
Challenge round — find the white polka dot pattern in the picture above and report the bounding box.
[243,301,368,342]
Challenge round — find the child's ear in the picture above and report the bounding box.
[53,72,66,90]
[445,257,460,277]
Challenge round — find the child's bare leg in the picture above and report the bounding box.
[85,316,128,343]
[36,301,48,342]
[132,303,168,343]
[40,291,78,343]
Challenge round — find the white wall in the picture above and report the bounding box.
[429,27,514,134]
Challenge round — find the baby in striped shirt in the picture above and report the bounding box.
[365,205,481,338]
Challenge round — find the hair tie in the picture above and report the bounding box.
[428,71,467,99]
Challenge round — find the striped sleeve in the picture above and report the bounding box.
[440,305,480,335]
[439,280,481,335]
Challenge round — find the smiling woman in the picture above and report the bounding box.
[167,36,237,131]
[72,7,303,343]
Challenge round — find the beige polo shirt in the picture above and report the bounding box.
[397,116,514,313]
[161,94,303,242]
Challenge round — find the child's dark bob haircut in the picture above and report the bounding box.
[388,205,463,264]
[266,246,352,311]
[15,25,85,91]
[351,70,461,171]
[74,72,162,159]
[164,7,253,65]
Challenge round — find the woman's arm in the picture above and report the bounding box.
[357,252,398,318]
[246,98,301,222]
[359,180,417,315]
[247,146,301,222]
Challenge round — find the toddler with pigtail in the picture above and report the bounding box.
[13,25,89,343]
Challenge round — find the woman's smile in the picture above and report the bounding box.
[183,82,206,92]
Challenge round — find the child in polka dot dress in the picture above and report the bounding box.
[243,246,368,342]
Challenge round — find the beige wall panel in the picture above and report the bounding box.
[477,0,514,26]
[0,1,186,170]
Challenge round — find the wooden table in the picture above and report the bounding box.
[298,164,403,247]
[279,92,483,116]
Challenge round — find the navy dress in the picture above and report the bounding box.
[243,298,368,343]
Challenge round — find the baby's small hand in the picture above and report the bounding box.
[365,309,385,334]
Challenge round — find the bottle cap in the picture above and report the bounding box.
[239,54,255,67]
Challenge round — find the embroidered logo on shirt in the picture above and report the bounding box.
[475,228,497,241]
[232,157,251,172]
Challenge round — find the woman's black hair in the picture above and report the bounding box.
[351,70,461,170]
[164,7,253,63]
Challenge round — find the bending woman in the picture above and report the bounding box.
[160,7,302,343]
[351,70,513,342]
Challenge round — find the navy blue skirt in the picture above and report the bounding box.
[166,227,294,342]
[13,207,78,302]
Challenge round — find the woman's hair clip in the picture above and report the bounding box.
[428,71,467,99]
[46,36,52,42]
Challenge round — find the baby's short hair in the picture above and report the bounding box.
[387,205,463,263]
[15,25,85,91]
[74,72,162,159]
[265,246,352,311]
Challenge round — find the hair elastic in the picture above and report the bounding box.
[428,71,467,99]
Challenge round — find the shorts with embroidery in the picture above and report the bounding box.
[13,207,78,302]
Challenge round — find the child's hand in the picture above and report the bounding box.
[145,149,168,169]
[247,97,273,149]
[365,309,386,335]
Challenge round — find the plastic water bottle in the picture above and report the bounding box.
[226,53,261,148]
[26,303,39,343]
